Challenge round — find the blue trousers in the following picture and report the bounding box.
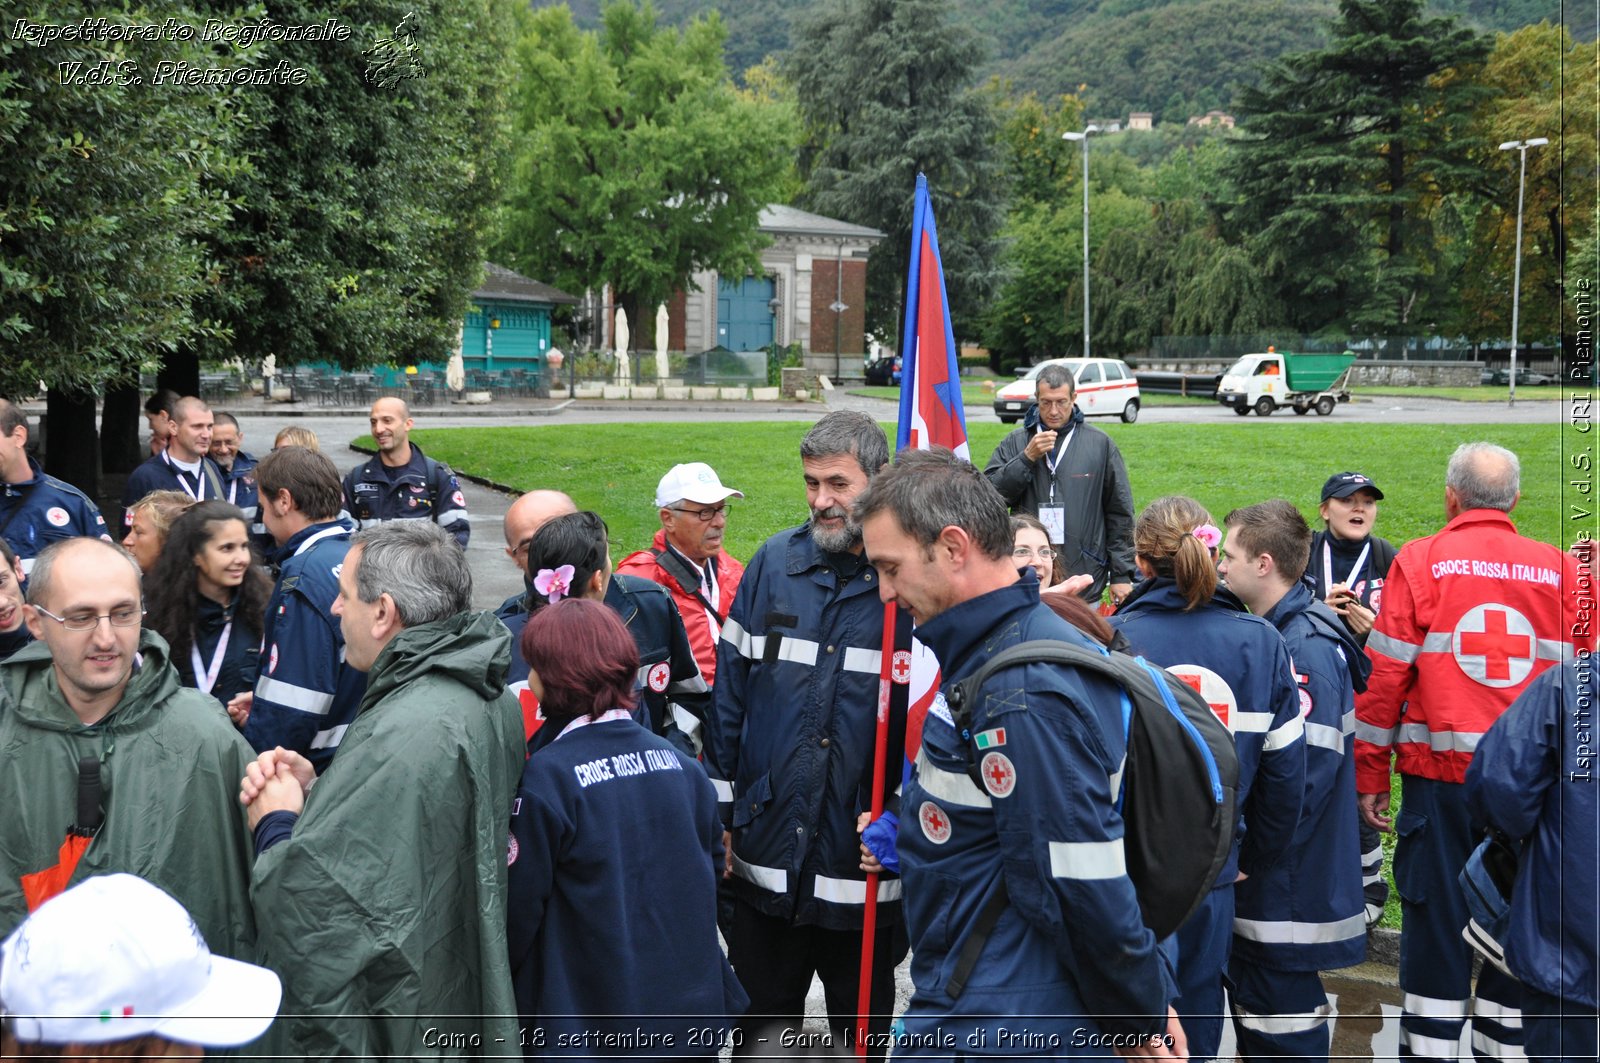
[1521,985,1598,1063]
[1160,882,1233,1062]
[1227,961,1331,1063]
[1395,776,1523,1061]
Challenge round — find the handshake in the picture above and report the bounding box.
[238,746,315,829]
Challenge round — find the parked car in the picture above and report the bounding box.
[993,357,1142,423]
[1481,367,1554,387]
[864,354,902,386]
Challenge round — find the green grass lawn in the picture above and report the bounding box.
[405,420,1565,563]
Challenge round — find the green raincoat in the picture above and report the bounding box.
[252,610,525,1058]
[0,631,257,959]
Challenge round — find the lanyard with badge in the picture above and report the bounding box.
[191,621,233,695]
[1322,539,1370,596]
[1037,428,1075,546]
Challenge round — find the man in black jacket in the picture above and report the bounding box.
[982,363,1135,604]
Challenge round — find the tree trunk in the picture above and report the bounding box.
[43,389,101,501]
[157,348,200,398]
[101,385,142,475]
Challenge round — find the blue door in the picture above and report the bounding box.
[717,276,775,352]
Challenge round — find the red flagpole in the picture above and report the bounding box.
[856,598,898,1057]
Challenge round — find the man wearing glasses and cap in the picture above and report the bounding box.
[617,462,747,688]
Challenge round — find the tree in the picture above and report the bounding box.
[788,0,1007,343]
[196,0,518,371]
[1451,22,1595,344]
[495,1,797,335]
[0,1,255,490]
[1224,0,1490,335]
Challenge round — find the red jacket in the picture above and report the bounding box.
[615,529,745,686]
[1355,509,1592,790]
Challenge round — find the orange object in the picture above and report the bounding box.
[21,834,92,912]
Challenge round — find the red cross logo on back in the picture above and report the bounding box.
[1173,669,1232,728]
[1452,603,1537,689]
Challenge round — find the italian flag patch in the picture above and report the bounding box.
[974,728,1006,750]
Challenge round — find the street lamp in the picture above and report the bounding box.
[1063,125,1101,359]
[1497,136,1548,407]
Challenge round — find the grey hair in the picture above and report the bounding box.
[350,521,471,626]
[1035,363,1076,395]
[1447,442,1520,512]
[853,447,1014,560]
[800,411,889,478]
[26,538,141,606]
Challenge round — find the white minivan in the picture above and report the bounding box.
[993,357,1142,424]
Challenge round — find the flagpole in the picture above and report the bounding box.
[856,598,897,1057]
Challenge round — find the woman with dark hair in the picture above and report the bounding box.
[506,598,747,1057]
[0,538,29,661]
[510,510,706,754]
[1108,495,1307,1062]
[145,500,271,723]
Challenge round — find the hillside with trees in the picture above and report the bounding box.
[547,0,1579,117]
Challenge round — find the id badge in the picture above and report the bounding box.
[1038,506,1065,545]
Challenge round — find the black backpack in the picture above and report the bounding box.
[948,639,1240,940]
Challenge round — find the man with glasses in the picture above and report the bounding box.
[617,463,747,686]
[984,364,1135,605]
[0,537,257,959]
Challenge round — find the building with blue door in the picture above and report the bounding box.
[675,206,883,374]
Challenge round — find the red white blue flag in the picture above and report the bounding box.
[894,173,969,763]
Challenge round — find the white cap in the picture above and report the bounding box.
[654,462,744,508]
[0,874,282,1047]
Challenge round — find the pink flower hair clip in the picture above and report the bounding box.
[534,564,575,605]
[1191,524,1222,551]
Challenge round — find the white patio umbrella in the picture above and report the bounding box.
[614,307,630,384]
[655,303,670,382]
[446,325,466,392]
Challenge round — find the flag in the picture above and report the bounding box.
[895,173,970,763]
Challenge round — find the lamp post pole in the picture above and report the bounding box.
[1063,125,1101,359]
[1497,136,1547,407]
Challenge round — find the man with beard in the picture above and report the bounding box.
[705,411,911,1059]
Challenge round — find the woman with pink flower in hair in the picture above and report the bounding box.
[507,510,706,755]
[1108,496,1308,1063]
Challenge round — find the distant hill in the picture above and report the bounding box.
[541,0,1581,120]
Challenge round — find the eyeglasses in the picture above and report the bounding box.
[32,604,144,631]
[671,504,730,523]
[1036,399,1073,411]
[1013,546,1056,561]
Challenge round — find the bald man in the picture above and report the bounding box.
[120,396,227,531]
[341,398,470,548]
[494,490,707,756]
[0,538,255,954]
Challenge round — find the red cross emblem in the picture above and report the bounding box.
[980,752,1016,798]
[1453,603,1537,689]
[1169,665,1237,730]
[919,800,951,844]
[891,650,912,686]
[647,661,671,693]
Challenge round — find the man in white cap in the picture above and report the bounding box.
[616,461,746,686]
[0,874,281,1057]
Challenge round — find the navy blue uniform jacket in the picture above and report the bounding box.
[898,578,1173,1053]
[1467,658,1599,1007]
[507,716,748,1053]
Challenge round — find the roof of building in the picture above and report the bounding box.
[758,204,885,242]
[473,262,579,305]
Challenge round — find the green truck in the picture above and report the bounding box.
[1215,350,1358,416]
